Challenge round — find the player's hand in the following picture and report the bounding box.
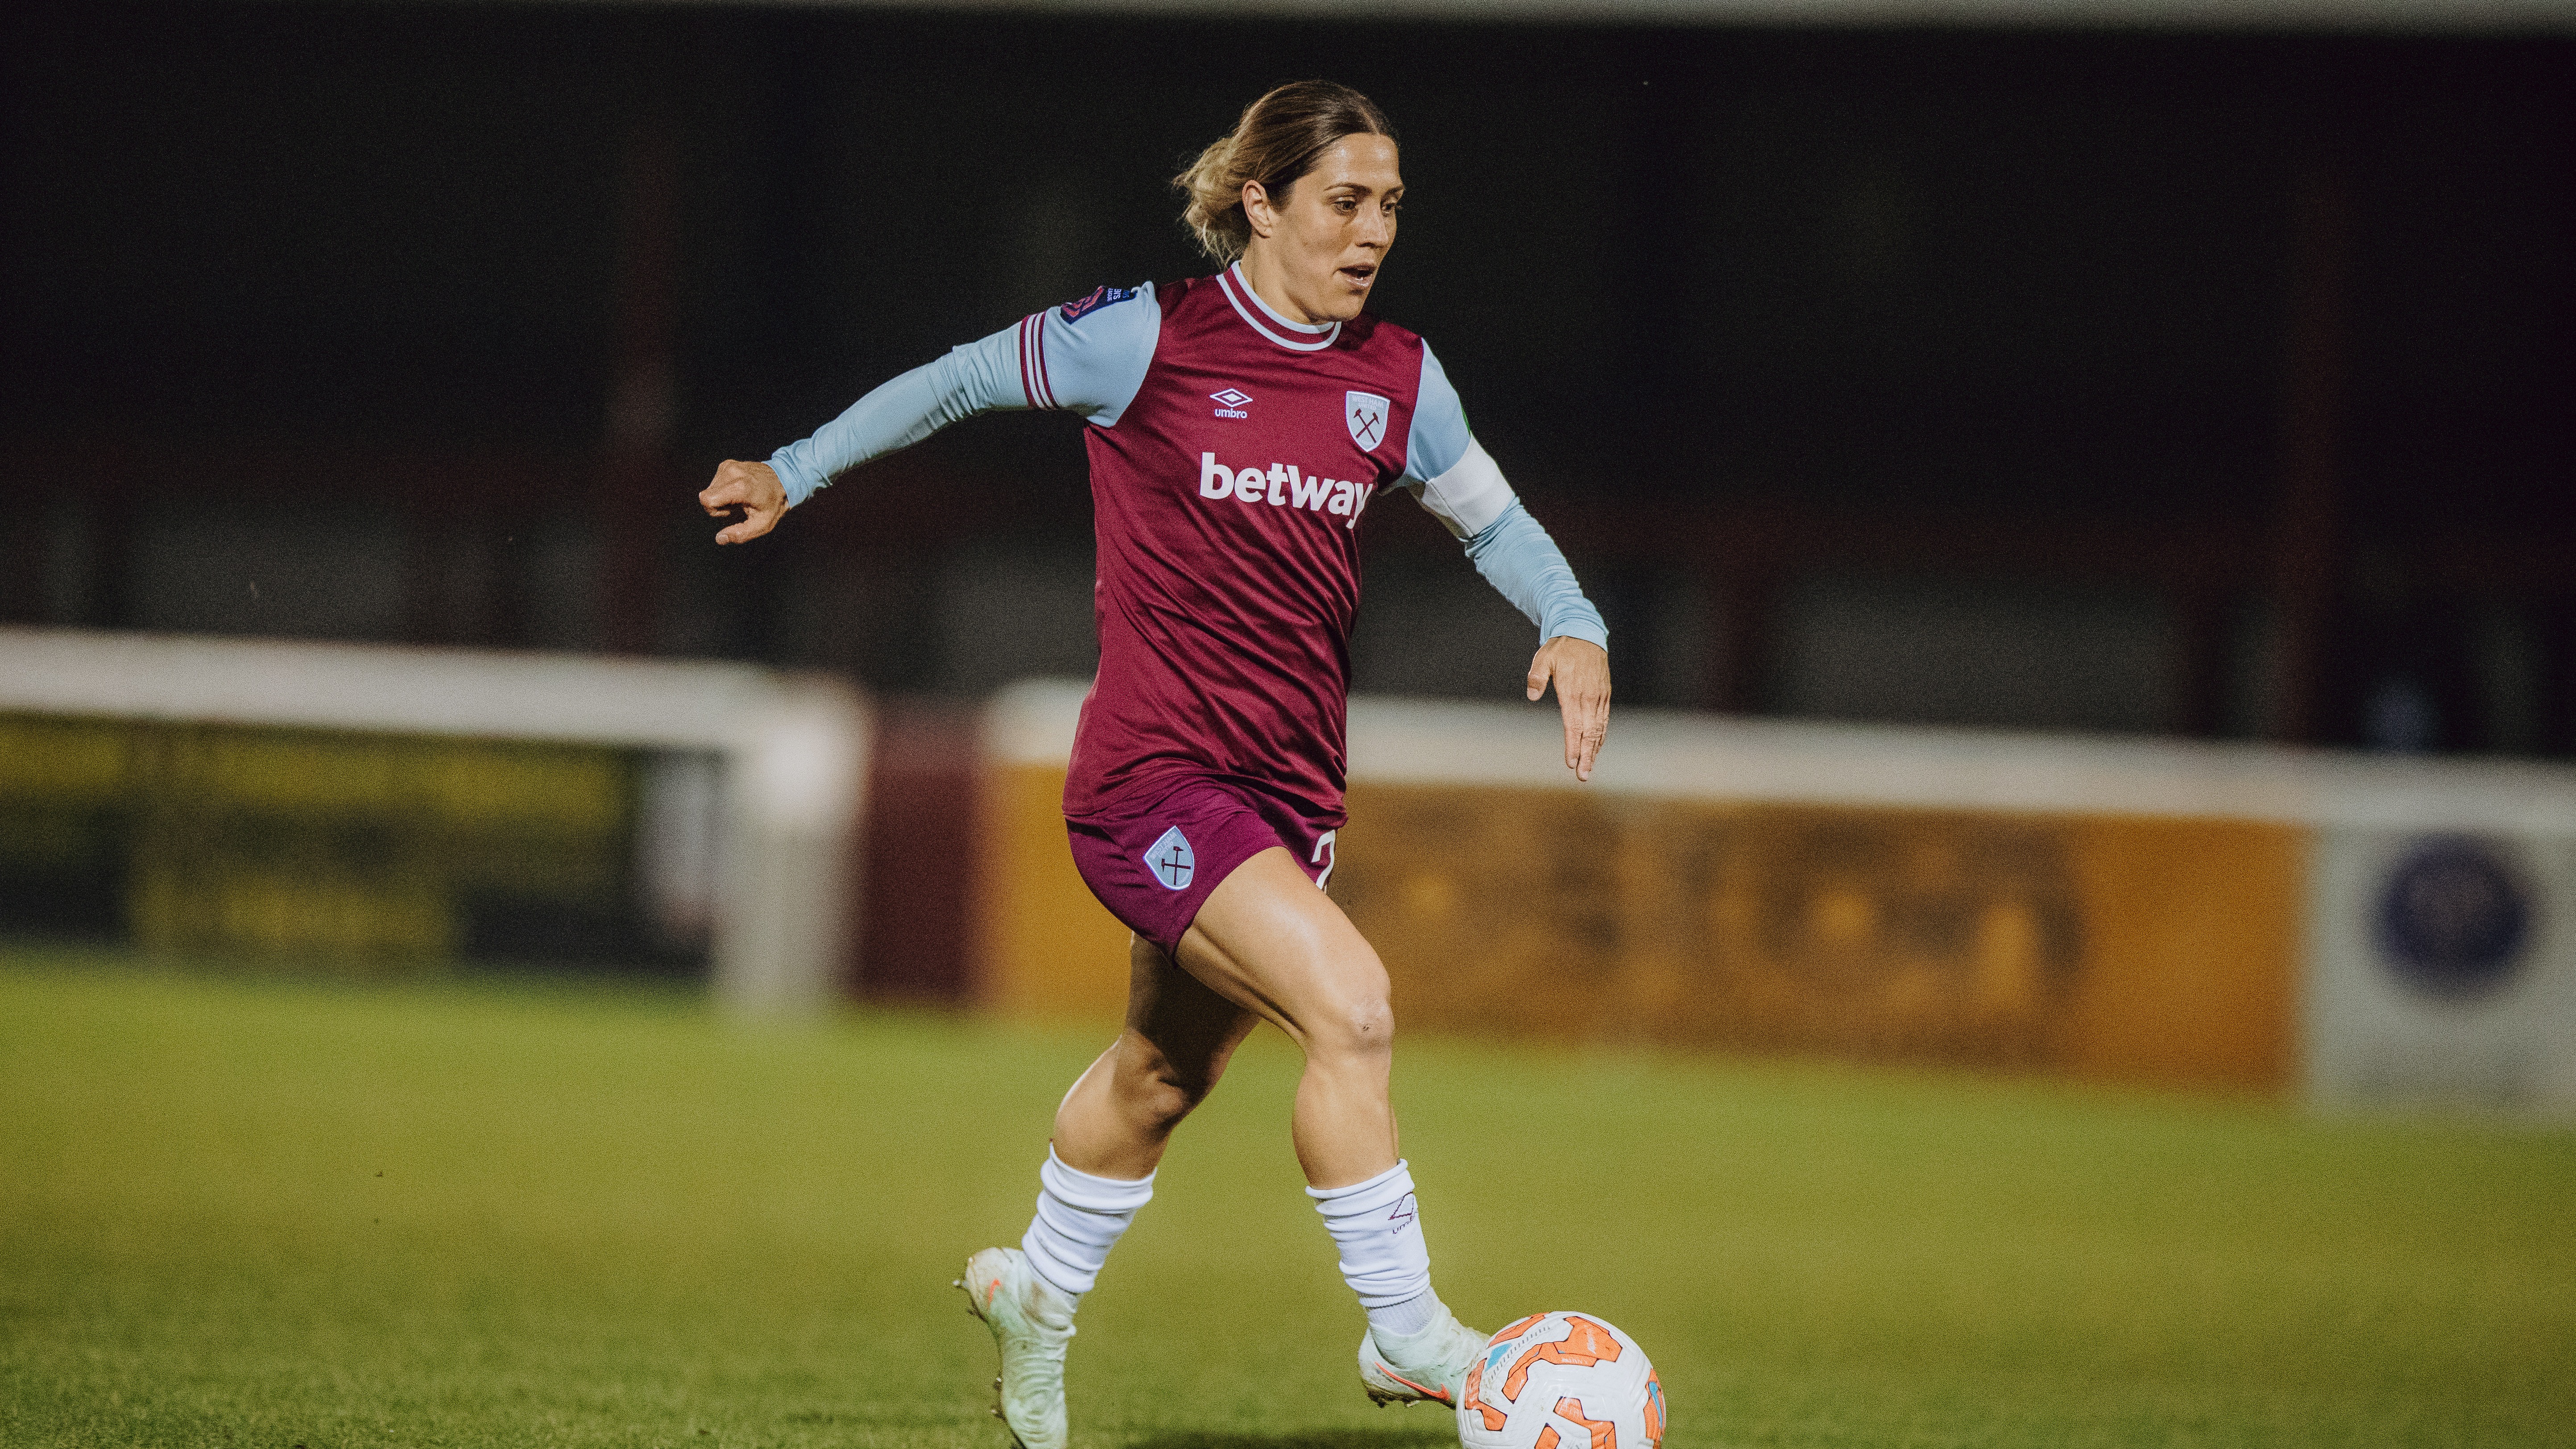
[1527,636,1611,782]
[700,459,788,544]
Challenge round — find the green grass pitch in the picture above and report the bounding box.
[3,950,2571,1449]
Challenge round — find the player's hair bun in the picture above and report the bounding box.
[1175,81,1396,265]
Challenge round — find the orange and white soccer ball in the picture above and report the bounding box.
[1457,1312,1664,1449]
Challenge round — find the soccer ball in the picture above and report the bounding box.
[1457,1311,1664,1449]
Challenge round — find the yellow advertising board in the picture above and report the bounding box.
[1,628,870,1015]
[0,713,633,966]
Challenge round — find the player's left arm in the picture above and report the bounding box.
[1400,344,1613,782]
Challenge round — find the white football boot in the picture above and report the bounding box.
[957,1246,1077,1449]
[1357,1302,1488,1408]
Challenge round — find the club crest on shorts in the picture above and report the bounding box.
[1146,826,1195,890]
[1346,391,1391,450]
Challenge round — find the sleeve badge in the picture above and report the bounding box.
[1059,285,1141,323]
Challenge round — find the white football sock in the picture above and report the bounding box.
[1308,1159,1438,1333]
[1019,1146,1154,1299]
[1371,1286,1445,1337]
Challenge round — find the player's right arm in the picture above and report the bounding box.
[1397,343,1613,779]
[700,284,1161,543]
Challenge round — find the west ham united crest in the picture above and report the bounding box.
[1146,826,1195,891]
[1345,391,1391,450]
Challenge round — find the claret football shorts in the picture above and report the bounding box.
[1065,775,1340,957]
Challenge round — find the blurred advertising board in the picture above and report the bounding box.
[0,713,650,966]
[0,628,866,1016]
[981,680,2576,1111]
[2307,831,2576,1109]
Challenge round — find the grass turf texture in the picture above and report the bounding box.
[2,953,2571,1449]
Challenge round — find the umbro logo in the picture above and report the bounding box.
[1209,387,1251,419]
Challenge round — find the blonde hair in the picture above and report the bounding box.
[1174,81,1396,265]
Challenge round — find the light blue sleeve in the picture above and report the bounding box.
[1397,344,1516,537]
[1466,503,1609,649]
[768,283,1160,507]
[1400,344,1474,484]
[1401,342,1607,650]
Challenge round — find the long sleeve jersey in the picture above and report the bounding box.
[769,267,1607,822]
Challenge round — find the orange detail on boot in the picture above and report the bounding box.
[1375,1364,1452,1406]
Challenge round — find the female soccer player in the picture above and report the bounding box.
[699,81,1611,1449]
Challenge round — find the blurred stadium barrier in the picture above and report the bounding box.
[982,679,2576,1114]
[0,627,866,1018]
[10,628,2569,1109]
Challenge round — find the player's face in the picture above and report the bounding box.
[1244,133,1403,324]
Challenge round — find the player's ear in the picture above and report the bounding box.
[1242,180,1276,240]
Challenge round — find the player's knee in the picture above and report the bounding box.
[1304,989,1395,1065]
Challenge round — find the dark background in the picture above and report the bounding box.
[6,1,2572,754]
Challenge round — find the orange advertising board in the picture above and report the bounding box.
[978,761,2301,1088]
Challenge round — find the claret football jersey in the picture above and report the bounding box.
[769,263,1595,826]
